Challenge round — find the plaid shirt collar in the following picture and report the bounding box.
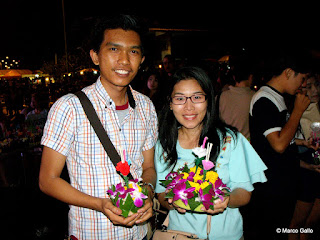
[94,77,136,109]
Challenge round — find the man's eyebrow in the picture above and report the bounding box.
[106,42,122,47]
[106,42,142,49]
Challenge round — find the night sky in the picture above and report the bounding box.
[1,1,319,70]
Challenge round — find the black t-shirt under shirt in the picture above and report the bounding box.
[249,85,299,196]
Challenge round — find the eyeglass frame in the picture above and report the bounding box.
[171,94,207,105]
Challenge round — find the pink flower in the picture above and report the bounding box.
[198,188,214,210]
[202,160,214,170]
[173,182,195,206]
[130,190,148,208]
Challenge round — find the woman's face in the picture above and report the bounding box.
[147,74,158,90]
[170,79,208,131]
[306,77,320,103]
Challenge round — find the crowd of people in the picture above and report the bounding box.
[1,14,320,240]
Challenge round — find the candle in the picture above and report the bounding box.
[202,137,208,149]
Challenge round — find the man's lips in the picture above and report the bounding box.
[114,69,131,76]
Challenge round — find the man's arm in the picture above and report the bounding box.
[266,93,310,153]
[39,146,141,226]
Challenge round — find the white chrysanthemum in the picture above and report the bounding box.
[192,147,207,158]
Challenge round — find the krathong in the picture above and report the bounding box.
[107,149,148,217]
[160,137,230,212]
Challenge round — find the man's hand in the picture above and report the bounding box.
[100,198,141,227]
[294,93,310,115]
[135,196,154,224]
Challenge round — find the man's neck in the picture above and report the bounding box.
[267,76,285,94]
[100,78,128,106]
[235,80,250,88]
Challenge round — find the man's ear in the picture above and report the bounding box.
[285,68,293,79]
[141,56,145,65]
[90,49,99,66]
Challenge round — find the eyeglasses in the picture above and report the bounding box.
[171,94,207,105]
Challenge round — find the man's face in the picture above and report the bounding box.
[90,28,145,90]
[288,72,308,95]
[163,57,174,74]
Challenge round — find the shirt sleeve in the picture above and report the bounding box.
[251,97,282,137]
[41,95,75,156]
[142,101,159,152]
[228,133,268,191]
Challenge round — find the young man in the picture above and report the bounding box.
[248,50,311,240]
[39,15,158,240]
[219,60,255,139]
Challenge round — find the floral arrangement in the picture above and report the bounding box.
[311,122,320,165]
[160,137,230,212]
[107,149,149,217]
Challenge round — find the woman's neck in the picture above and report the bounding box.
[178,127,201,149]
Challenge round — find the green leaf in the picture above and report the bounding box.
[165,190,174,198]
[182,164,190,173]
[188,196,201,211]
[202,184,213,195]
[195,158,202,167]
[160,179,173,187]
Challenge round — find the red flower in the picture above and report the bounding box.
[116,161,130,176]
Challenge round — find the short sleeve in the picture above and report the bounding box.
[41,95,75,156]
[251,98,282,137]
[142,101,159,152]
[228,133,267,191]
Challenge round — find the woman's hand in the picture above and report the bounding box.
[168,198,187,214]
[202,196,230,215]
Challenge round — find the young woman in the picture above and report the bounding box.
[154,66,267,240]
[289,75,320,240]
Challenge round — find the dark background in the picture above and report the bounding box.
[1,1,319,69]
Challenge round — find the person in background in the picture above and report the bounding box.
[219,60,255,140]
[248,49,315,240]
[162,55,176,78]
[289,74,320,240]
[25,92,49,133]
[39,14,158,240]
[155,66,267,240]
[142,70,162,111]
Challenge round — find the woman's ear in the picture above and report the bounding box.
[90,49,99,66]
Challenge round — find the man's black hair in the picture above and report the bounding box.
[263,47,312,80]
[90,14,146,54]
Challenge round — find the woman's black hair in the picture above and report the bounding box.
[158,66,237,169]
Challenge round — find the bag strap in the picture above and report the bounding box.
[74,90,133,180]
[162,213,212,237]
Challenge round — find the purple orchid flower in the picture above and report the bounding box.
[187,172,195,181]
[166,172,183,180]
[107,183,126,198]
[166,173,186,191]
[172,182,195,206]
[211,178,230,201]
[198,188,214,210]
[209,187,223,202]
[129,190,148,208]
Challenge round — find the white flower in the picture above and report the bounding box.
[193,147,207,158]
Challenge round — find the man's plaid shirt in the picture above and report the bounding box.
[41,78,158,239]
